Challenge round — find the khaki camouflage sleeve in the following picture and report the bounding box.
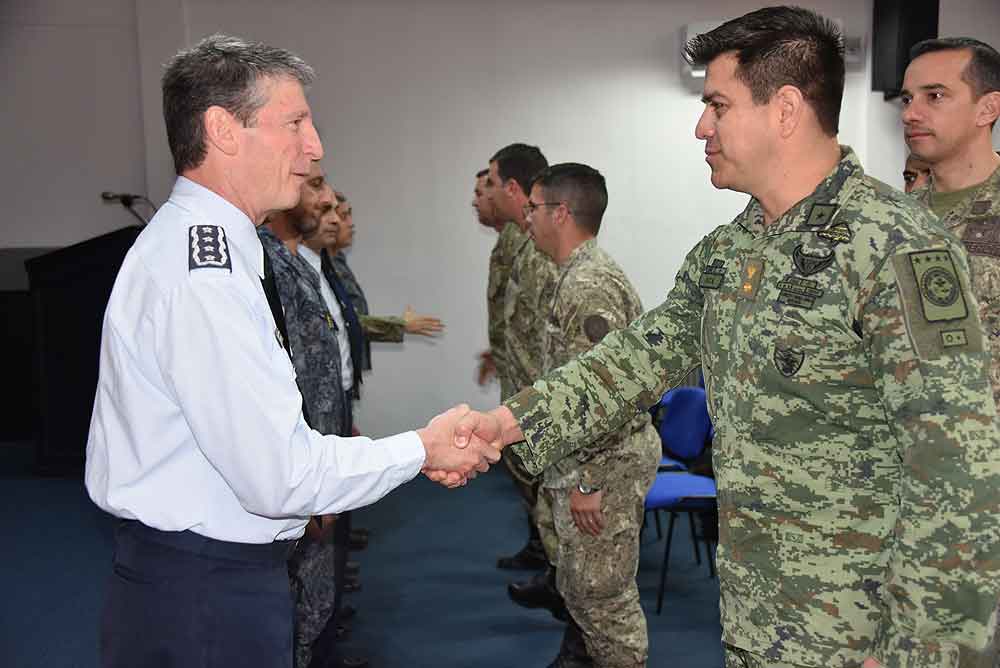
[505,237,711,476]
[864,244,1000,668]
[560,283,641,487]
[359,315,405,342]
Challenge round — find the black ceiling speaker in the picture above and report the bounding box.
[872,0,940,99]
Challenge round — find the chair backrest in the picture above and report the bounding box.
[654,386,713,462]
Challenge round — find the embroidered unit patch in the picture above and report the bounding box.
[773,347,805,377]
[792,245,835,276]
[699,258,726,290]
[188,225,232,272]
[908,250,967,322]
[804,203,838,227]
[776,276,824,309]
[961,218,1000,258]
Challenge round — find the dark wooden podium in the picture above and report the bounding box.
[25,226,143,474]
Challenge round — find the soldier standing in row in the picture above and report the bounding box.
[438,8,1000,667]
[525,162,660,668]
[903,37,1000,402]
[902,36,1000,668]
[482,145,560,580]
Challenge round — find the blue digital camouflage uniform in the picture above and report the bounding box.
[506,149,1000,668]
[259,228,346,668]
[537,239,661,667]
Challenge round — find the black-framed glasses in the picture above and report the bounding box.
[523,201,563,216]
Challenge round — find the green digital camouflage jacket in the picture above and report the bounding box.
[502,226,558,401]
[541,239,659,491]
[488,222,526,400]
[914,165,1000,411]
[507,149,1000,668]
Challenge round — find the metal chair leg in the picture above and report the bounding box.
[687,512,701,565]
[656,511,678,615]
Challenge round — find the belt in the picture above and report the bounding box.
[116,520,297,564]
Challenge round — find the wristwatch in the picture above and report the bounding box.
[577,482,600,495]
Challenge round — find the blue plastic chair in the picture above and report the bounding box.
[644,473,717,614]
[645,386,717,614]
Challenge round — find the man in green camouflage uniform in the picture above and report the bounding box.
[484,144,559,575]
[439,8,1000,668]
[902,37,1000,668]
[527,163,661,667]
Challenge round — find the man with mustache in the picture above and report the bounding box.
[436,8,1000,668]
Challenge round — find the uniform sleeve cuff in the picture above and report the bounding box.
[374,430,426,480]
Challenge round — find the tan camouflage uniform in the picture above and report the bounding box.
[502,227,558,490]
[489,222,527,401]
[506,149,1000,668]
[537,239,660,668]
[914,164,1000,668]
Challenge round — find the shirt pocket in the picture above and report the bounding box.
[750,303,867,445]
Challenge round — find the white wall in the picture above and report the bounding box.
[0,0,147,246]
[5,0,999,436]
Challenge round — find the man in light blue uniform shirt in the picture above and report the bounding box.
[84,34,498,668]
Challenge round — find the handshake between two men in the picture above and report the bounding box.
[417,405,521,488]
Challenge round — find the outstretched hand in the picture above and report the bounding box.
[417,404,501,488]
[404,306,444,336]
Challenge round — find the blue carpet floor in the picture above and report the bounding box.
[0,442,722,667]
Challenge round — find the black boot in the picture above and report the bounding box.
[508,566,569,621]
[546,616,593,667]
[497,523,547,570]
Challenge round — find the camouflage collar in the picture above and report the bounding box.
[922,164,1000,229]
[562,238,598,267]
[738,146,862,238]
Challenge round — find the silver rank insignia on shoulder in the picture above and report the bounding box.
[188,225,232,272]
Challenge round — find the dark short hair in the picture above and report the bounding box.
[530,163,608,236]
[476,168,488,178]
[162,34,315,174]
[684,6,845,136]
[910,37,1000,99]
[490,144,548,196]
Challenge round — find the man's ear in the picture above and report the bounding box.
[975,91,1000,129]
[504,178,521,200]
[203,105,239,156]
[774,84,806,139]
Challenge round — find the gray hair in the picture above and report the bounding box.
[162,34,315,174]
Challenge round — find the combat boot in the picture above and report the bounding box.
[508,565,569,621]
[497,524,547,570]
[545,617,593,667]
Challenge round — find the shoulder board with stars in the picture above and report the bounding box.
[188,225,232,272]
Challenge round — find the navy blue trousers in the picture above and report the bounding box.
[101,521,296,668]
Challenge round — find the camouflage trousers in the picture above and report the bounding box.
[288,535,336,668]
[723,644,807,668]
[538,449,658,667]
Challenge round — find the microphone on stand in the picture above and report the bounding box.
[100,191,156,225]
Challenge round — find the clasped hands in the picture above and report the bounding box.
[417,405,505,487]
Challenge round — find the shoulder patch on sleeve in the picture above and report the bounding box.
[188,225,232,272]
[583,314,611,344]
[892,249,982,358]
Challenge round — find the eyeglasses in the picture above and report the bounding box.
[523,201,563,216]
